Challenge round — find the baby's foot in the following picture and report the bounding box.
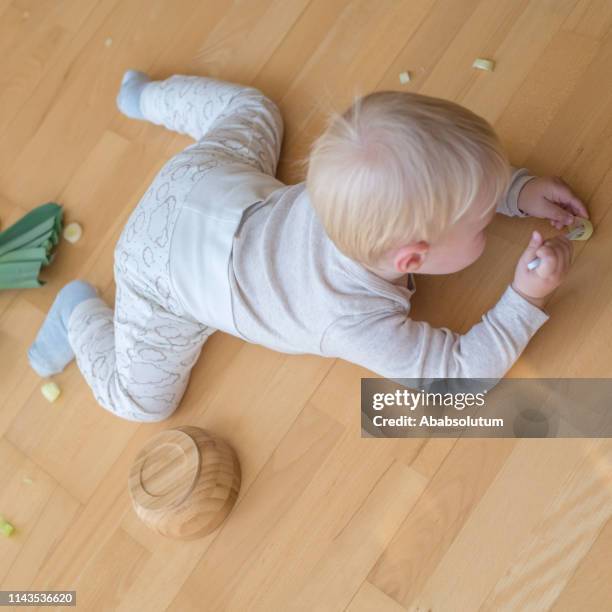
[116,69,151,120]
[28,280,98,377]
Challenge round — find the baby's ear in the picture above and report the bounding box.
[393,242,429,273]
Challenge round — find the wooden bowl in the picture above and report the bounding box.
[128,426,241,539]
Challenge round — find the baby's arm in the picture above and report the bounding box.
[320,285,549,380]
[322,216,574,379]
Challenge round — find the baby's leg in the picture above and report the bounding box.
[116,70,283,177]
[65,272,214,423]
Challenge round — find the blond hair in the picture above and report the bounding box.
[305,91,511,267]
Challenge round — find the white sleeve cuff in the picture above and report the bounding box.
[497,167,536,217]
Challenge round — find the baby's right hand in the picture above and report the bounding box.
[512,230,573,309]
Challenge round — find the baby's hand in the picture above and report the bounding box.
[512,231,573,309]
[517,176,588,230]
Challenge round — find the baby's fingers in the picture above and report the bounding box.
[550,176,589,218]
[536,238,572,276]
[534,245,558,276]
[549,219,565,230]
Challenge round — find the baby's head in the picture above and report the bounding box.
[305,91,511,278]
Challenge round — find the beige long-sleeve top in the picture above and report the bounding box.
[228,166,549,379]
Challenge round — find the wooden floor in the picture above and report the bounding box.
[1,0,612,610]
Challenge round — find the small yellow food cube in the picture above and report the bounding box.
[0,519,14,537]
[63,222,82,244]
[472,58,495,72]
[41,381,61,402]
[398,71,411,84]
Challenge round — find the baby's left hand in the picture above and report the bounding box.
[517,176,589,230]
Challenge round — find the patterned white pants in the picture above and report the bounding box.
[67,75,283,422]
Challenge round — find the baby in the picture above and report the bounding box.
[27,71,588,422]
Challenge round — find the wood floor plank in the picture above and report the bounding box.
[0,0,122,178]
[563,0,612,39]
[481,440,612,610]
[0,0,201,205]
[237,444,397,610]
[368,438,516,607]
[71,527,151,612]
[495,29,600,168]
[375,0,482,94]
[346,580,408,612]
[551,516,612,611]
[25,425,160,592]
[193,0,311,85]
[289,460,427,611]
[524,28,612,179]
[2,483,81,590]
[0,296,49,437]
[0,438,62,582]
[0,195,29,318]
[459,0,577,122]
[249,0,351,105]
[0,0,99,140]
[409,440,596,611]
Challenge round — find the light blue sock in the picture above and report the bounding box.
[28,280,99,377]
[116,69,151,120]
